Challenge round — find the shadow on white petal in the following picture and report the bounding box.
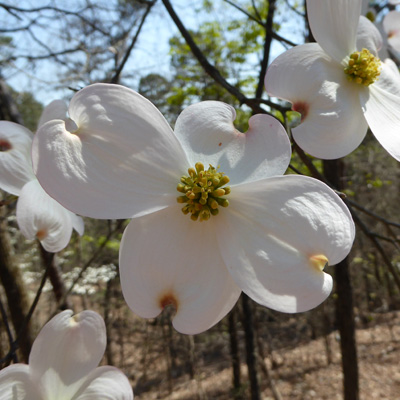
[174,102,291,185]
[307,0,360,62]
[356,16,383,55]
[33,84,188,219]
[383,11,400,53]
[119,206,241,334]
[0,364,42,400]
[16,180,74,252]
[0,121,35,196]
[73,366,133,400]
[216,175,354,313]
[29,310,106,399]
[38,99,68,128]
[361,82,400,161]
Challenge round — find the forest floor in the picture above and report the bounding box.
[133,310,400,400]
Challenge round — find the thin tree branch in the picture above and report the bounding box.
[223,0,297,46]
[255,0,277,99]
[0,3,109,36]
[283,0,305,17]
[0,265,49,367]
[347,198,400,230]
[111,1,155,83]
[0,295,18,364]
[5,47,83,63]
[349,206,400,292]
[162,0,270,115]
[56,220,126,310]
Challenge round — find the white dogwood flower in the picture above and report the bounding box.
[0,310,133,400]
[383,11,400,53]
[265,0,400,160]
[32,83,355,334]
[0,101,83,252]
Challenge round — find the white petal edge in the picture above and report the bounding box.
[29,310,106,400]
[0,121,35,195]
[383,11,400,53]
[266,43,368,159]
[0,364,42,400]
[216,175,355,313]
[38,99,68,129]
[119,206,241,335]
[73,366,133,400]
[16,180,74,252]
[356,16,383,55]
[69,212,85,236]
[174,101,291,184]
[373,58,400,97]
[360,79,400,161]
[32,83,189,219]
[307,0,361,63]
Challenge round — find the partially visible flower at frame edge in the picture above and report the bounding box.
[383,11,400,53]
[265,0,400,161]
[0,101,84,252]
[32,83,355,335]
[0,310,133,399]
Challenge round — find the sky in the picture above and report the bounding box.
[1,0,307,105]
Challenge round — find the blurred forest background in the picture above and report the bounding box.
[1,0,400,399]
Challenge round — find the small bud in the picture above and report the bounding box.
[177,196,189,203]
[195,162,204,173]
[177,184,186,193]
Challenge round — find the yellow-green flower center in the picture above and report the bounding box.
[177,162,230,222]
[344,48,381,86]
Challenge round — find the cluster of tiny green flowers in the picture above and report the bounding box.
[177,162,230,222]
[344,48,381,86]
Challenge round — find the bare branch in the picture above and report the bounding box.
[255,0,277,99]
[162,0,269,115]
[223,0,298,46]
[111,1,155,83]
[349,206,400,292]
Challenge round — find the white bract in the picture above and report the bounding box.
[265,0,400,161]
[383,11,400,53]
[32,83,355,334]
[0,101,84,252]
[0,310,133,400]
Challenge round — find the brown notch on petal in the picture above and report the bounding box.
[159,291,179,312]
[36,229,48,241]
[0,139,12,151]
[292,101,309,121]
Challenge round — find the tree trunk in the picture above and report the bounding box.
[241,294,260,400]
[0,205,33,362]
[38,244,72,310]
[324,159,359,400]
[228,306,242,399]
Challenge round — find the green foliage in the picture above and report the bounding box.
[167,2,267,108]
[12,91,43,132]
[138,1,272,126]
[5,86,43,131]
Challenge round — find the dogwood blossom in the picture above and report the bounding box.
[0,101,84,252]
[32,83,355,334]
[265,0,400,161]
[383,11,400,53]
[0,310,133,400]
